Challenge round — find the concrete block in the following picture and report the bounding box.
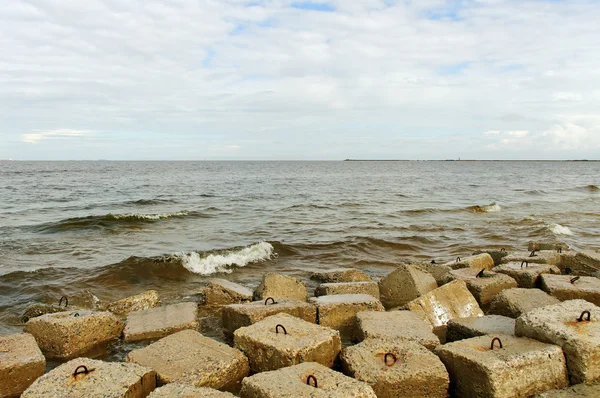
[355,310,440,350]
[126,329,249,391]
[488,288,561,318]
[253,273,307,301]
[406,280,484,341]
[240,362,377,398]
[309,294,384,339]
[148,383,236,397]
[378,264,437,309]
[0,333,45,398]
[515,299,600,384]
[560,251,600,276]
[21,357,156,398]
[222,298,316,339]
[539,274,600,305]
[528,242,568,252]
[24,310,124,360]
[494,261,561,288]
[473,249,509,266]
[123,302,199,342]
[446,315,515,342]
[103,290,161,316]
[234,313,341,372]
[449,268,518,310]
[436,335,568,398]
[315,281,380,299]
[202,279,253,305]
[414,262,454,286]
[533,383,600,397]
[20,304,64,323]
[310,268,372,283]
[501,251,561,266]
[341,338,449,398]
[443,253,495,270]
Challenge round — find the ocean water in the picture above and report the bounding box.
[1,160,599,339]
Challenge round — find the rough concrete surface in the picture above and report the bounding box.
[446,315,515,342]
[202,279,253,306]
[148,383,236,397]
[378,264,437,309]
[0,333,46,398]
[560,251,600,276]
[473,249,509,266]
[20,304,65,323]
[449,268,518,310]
[494,262,561,288]
[123,302,199,342]
[310,268,372,283]
[315,281,380,300]
[103,290,161,316]
[488,288,561,318]
[533,382,600,397]
[539,274,600,306]
[253,273,307,301]
[501,251,561,266]
[443,253,495,271]
[414,262,455,286]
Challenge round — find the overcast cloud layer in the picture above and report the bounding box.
[1,0,600,160]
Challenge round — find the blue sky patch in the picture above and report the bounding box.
[438,62,470,75]
[291,2,335,12]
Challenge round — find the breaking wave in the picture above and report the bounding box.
[550,224,573,236]
[468,203,501,213]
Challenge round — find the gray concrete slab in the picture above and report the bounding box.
[0,333,45,398]
[123,302,199,342]
[539,274,600,306]
[378,264,437,309]
[488,288,561,318]
[315,281,380,300]
[446,315,515,342]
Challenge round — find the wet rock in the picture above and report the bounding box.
[341,338,449,398]
[355,310,440,350]
[310,268,372,283]
[493,261,561,288]
[102,290,161,316]
[309,294,384,339]
[20,304,65,323]
[24,310,124,360]
[0,333,46,398]
[488,288,561,318]
[449,268,518,311]
[202,279,253,305]
[501,250,561,266]
[315,281,380,299]
[253,273,307,302]
[515,299,600,384]
[22,357,156,398]
[123,302,199,342]
[240,362,377,398]
[414,262,454,286]
[378,264,437,309]
[234,313,341,372]
[528,242,569,252]
[148,383,236,397]
[443,253,494,270]
[446,315,515,342]
[559,251,600,276]
[436,334,568,398]
[222,298,316,339]
[406,280,484,342]
[539,274,600,306]
[533,383,600,397]
[126,329,249,391]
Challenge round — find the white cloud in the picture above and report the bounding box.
[507,131,529,138]
[483,130,501,135]
[542,123,600,150]
[22,129,91,144]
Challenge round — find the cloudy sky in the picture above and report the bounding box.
[1,0,599,160]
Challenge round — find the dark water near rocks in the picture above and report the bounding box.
[1,161,599,338]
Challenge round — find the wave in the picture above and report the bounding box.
[124,199,177,206]
[586,185,599,192]
[467,203,501,213]
[550,224,573,236]
[402,202,501,215]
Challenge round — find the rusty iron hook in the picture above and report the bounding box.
[570,276,580,284]
[456,257,461,263]
[59,296,68,308]
[490,337,503,350]
[500,248,506,252]
[73,365,92,377]
[275,324,287,335]
[521,261,528,269]
[306,375,318,388]
[578,310,591,322]
[557,247,563,253]
[529,250,537,257]
[264,297,277,305]
[384,353,397,366]
[476,269,485,278]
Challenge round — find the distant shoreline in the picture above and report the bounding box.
[343,159,598,162]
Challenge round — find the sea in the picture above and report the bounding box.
[1,160,599,353]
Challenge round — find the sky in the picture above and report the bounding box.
[1,0,600,160]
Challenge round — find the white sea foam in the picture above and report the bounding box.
[109,211,189,220]
[550,224,573,236]
[177,242,275,275]
[483,203,501,213]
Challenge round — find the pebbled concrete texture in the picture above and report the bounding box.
[494,262,561,288]
[0,333,46,398]
[488,288,561,318]
[315,281,380,300]
[202,279,253,306]
[446,315,515,342]
[539,274,600,306]
[533,382,600,397]
[253,273,308,302]
[378,264,437,309]
[449,267,518,310]
[123,302,199,342]
[501,251,561,266]
[102,290,161,316]
[310,268,372,283]
[148,383,236,397]
[560,251,600,276]
[443,253,495,271]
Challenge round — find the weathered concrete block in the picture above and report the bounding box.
[488,288,561,318]
[103,290,161,316]
[315,281,380,299]
[515,299,600,384]
[436,335,568,398]
[240,362,377,397]
[539,274,600,305]
[20,304,65,323]
[24,310,124,360]
[560,251,600,276]
[310,294,384,339]
[473,249,509,266]
[443,253,495,270]
[501,251,561,265]
[222,298,316,339]
[528,242,568,252]
[202,279,253,305]
[22,357,156,398]
[0,333,45,398]
[148,383,236,397]
[378,264,437,309]
[123,302,199,342]
[310,268,372,283]
[494,261,561,288]
[414,262,455,286]
[126,329,249,391]
[355,310,440,350]
[341,338,449,398]
[253,273,307,301]
[533,382,600,397]
[234,313,341,372]
[406,280,484,341]
[449,268,518,310]
[446,315,515,342]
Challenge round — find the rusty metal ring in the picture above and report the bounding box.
[529,250,537,257]
[476,269,485,278]
[490,337,503,350]
[275,324,287,335]
[521,261,528,268]
[384,353,397,366]
[73,312,80,317]
[306,375,318,388]
[264,297,277,305]
[59,296,68,308]
[570,276,580,284]
[557,247,563,253]
[73,365,89,377]
[430,260,436,264]
[456,257,461,263]
[500,248,506,252]
[578,310,591,322]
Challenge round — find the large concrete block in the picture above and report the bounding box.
[449,268,518,310]
[148,383,236,397]
[20,304,65,323]
[21,357,156,398]
[406,280,484,341]
[414,262,454,286]
[501,251,561,266]
[240,362,377,398]
[515,299,600,384]
[234,313,341,372]
[446,315,515,342]
[355,310,440,350]
[309,294,384,339]
[310,268,372,283]
[488,288,561,318]
[539,274,600,305]
[559,251,600,276]
[222,298,316,339]
[443,253,494,270]
[341,338,449,398]
[494,261,561,288]
[315,281,380,299]
[436,335,568,397]
[0,333,45,398]
[378,264,437,309]
[253,273,307,301]
[533,383,600,397]
[528,242,568,252]
[203,279,253,306]
[24,310,124,360]
[126,329,249,391]
[473,249,509,266]
[123,302,199,342]
[102,290,161,316]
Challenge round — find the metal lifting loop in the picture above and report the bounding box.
[430,260,436,264]
[570,276,580,284]
[73,365,90,377]
[476,269,485,278]
[264,297,277,305]
[557,247,563,253]
[500,248,506,252]
[384,353,397,366]
[578,310,591,322]
[529,250,537,257]
[275,324,287,335]
[490,337,503,350]
[59,296,68,308]
[306,375,318,388]
[521,261,528,269]
[456,257,461,263]
[73,312,80,317]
